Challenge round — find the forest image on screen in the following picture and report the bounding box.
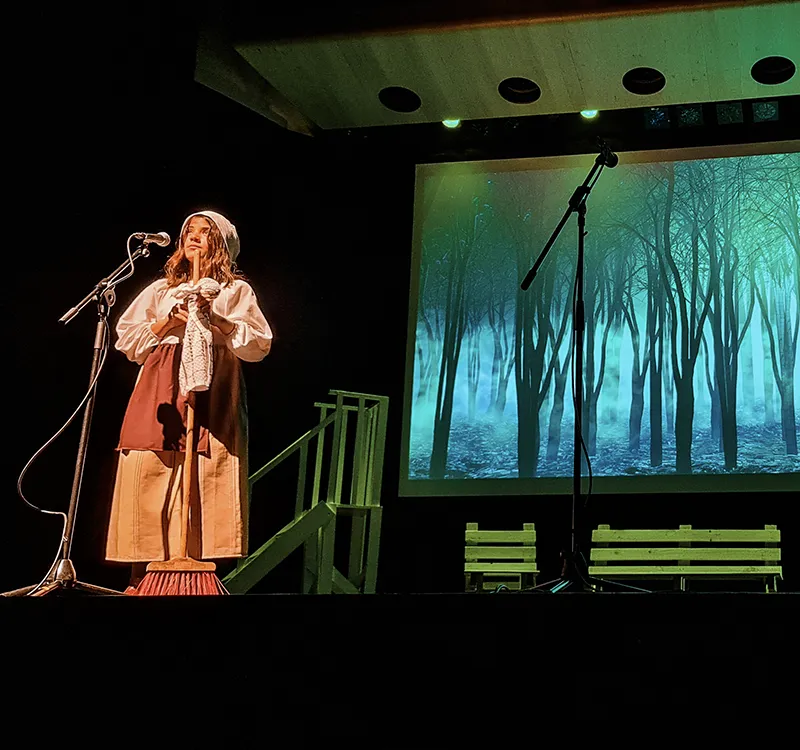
[407,149,799,485]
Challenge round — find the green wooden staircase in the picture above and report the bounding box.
[223,390,388,594]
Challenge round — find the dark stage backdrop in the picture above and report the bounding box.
[5,3,798,594]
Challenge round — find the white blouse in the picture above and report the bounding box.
[116,278,272,365]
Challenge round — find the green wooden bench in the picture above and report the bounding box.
[588,524,782,592]
[465,523,538,592]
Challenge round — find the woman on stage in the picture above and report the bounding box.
[106,210,272,592]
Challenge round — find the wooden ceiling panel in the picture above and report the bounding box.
[231,2,800,129]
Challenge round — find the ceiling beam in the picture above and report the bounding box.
[225,0,788,42]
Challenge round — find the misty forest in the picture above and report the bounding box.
[408,150,800,480]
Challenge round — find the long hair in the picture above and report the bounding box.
[163,216,244,287]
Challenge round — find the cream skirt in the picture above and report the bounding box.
[105,432,249,562]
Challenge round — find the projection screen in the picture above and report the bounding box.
[400,141,800,496]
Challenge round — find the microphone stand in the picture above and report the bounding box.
[3,243,152,596]
[520,146,612,593]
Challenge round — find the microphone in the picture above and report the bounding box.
[597,139,619,168]
[133,231,171,246]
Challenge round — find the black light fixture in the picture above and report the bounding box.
[751,56,796,85]
[623,67,667,95]
[498,77,542,104]
[378,86,422,113]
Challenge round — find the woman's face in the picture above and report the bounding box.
[183,216,213,264]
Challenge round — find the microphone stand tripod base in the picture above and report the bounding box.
[2,558,123,597]
[529,552,595,593]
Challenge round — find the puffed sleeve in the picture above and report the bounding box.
[220,281,273,362]
[115,281,163,364]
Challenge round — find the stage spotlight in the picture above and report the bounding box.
[580,109,599,119]
[644,106,670,129]
[442,119,461,129]
[716,102,744,125]
[752,100,779,122]
[677,104,703,127]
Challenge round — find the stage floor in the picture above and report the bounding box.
[5,592,798,739]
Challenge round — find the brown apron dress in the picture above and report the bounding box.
[105,343,249,562]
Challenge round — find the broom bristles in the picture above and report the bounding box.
[134,571,228,596]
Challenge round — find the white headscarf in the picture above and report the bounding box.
[180,210,240,263]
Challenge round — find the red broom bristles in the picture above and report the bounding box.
[134,571,228,596]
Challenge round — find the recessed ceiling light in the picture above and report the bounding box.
[442,119,461,129]
[623,67,667,95]
[378,86,422,113]
[751,56,796,85]
[498,77,542,104]
[580,109,599,119]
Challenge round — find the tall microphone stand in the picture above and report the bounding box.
[3,242,153,596]
[520,144,615,593]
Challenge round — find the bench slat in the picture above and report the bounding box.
[465,562,540,573]
[466,531,536,543]
[591,548,780,562]
[466,546,537,561]
[588,565,782,576]
[592,529,779,543]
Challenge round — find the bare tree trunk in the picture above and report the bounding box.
[755,279,798,456]
[546,369,569,462]
[515,287,543,478]
[781,377,798,455]
[467,326,481,421]
[629,376,645,452]
[656,164,712,475]
[495,359,514,417]
[675,379,694,473]
[648,267,663,466]
[603,334,622,426]
[650,355,663,465]
[664,351,675,437]
[711,389,722,449]
[416,314,440,404]
[741,327,755,417]
[486,299,513,416]
[623,293,648,454]
[430,263,467,478]
[762,310,775,425]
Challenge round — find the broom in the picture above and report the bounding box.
[135,247,228,596]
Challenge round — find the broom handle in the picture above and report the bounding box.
[179,251,201,559]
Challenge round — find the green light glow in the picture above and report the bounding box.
[442,119,461,129]
[581,109,599,119]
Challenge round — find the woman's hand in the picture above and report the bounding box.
[194,293,235,335]
[151,303,188,339]
[167,303,189,331]
[209,309,236,336]
[195,293,211,317]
